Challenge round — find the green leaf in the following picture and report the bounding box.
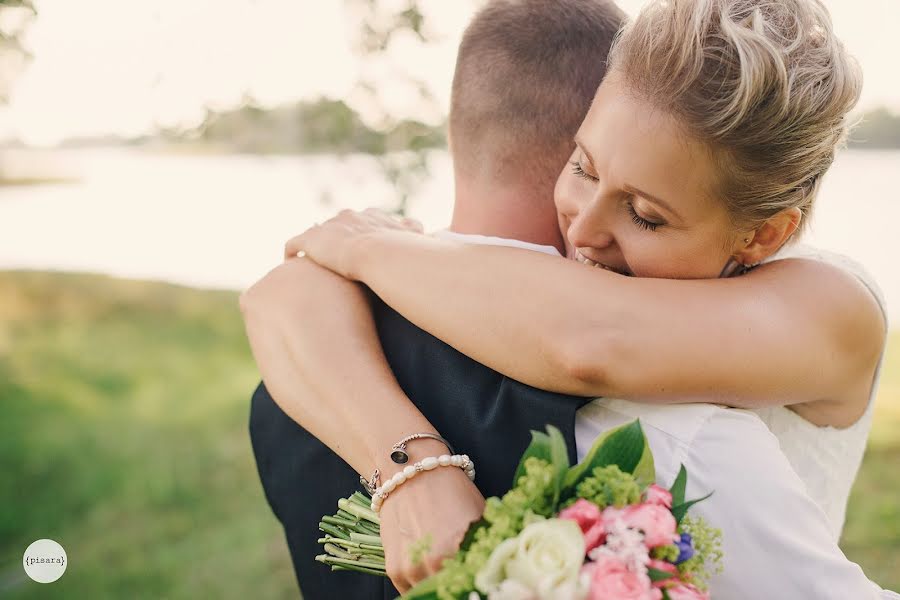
[401,574,440,599]
[457,516,489,553]
[671,491,714,525]
[648,567,676,582]
[546,425,571,507]
[562,420,647,498]
[511,426,570,508]
[512,430,552,486]
[669,464,688,507]
[632,435,656,489]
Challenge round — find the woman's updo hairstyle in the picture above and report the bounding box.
[608,0,862,231]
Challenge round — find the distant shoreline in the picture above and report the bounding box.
[0,176,79,187]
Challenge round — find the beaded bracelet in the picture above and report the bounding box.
[360,433,455,495]
[370,454,476,513]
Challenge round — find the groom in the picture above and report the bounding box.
[245,1,626,598]
[244,1,898,599]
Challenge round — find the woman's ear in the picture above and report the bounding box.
[736,207,802,265]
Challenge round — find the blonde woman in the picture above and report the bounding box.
[246,0,890,595]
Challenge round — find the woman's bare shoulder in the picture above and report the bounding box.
[750,256,886,427]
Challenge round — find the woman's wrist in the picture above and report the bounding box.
[345,229,390,281]
[370,452,475,512]
[346,229,428,282]
[372,437,450,480]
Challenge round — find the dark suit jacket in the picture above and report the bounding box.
[249,297,589,599]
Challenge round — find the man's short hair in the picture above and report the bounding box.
[450,0,625,188]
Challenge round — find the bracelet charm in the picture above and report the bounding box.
[390,432,455,465]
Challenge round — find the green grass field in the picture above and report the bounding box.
[1,270,897,597]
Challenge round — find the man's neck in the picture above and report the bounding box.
[449,187,565,255]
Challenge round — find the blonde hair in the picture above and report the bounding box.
[609,0,862,231]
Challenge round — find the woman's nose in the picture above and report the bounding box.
[566,198,615,249]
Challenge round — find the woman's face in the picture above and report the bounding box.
[554,71,743,279]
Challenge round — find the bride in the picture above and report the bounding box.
[245,0,887,593]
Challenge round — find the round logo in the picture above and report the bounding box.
[22,539,67,583]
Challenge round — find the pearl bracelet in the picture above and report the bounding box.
[370,454,476,513]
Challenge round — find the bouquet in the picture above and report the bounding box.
[316,420,723,599]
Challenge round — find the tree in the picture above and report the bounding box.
[0,0,36,102]
[341,0,476,214]
[849,107,900,150]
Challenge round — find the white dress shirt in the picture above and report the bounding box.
[431,230,898,598]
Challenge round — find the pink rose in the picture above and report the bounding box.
[644,484,673,509]
[560,499,602,531]
[666,583,710,600]
[560,499,607,554]
[646,559,678,588]
[620,504,678,548]
[586,556,661,600]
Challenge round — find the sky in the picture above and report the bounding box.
[3,0,900,146]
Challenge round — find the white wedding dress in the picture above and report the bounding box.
[749,244,889,540]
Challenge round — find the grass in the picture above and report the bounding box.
[0,270,897,596]
[0,271,295,599]
[841,321,900,587]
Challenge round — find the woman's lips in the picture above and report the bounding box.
[574,249,631,276]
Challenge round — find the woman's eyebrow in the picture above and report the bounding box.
[622,184,682,221]
[574,136,595,167]
[575,135,683,222]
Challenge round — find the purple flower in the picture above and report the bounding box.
[675,533,694,564]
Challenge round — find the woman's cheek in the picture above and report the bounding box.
[626,239,685,279]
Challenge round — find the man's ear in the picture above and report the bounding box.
[736,207,802,265]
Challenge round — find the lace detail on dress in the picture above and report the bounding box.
[751,243,888,540]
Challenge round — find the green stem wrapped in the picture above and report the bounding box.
[338,498,380,525]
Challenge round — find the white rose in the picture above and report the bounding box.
[475,519,586,600]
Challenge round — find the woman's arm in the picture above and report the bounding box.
[240,257,484,591]
[288,216,885,425]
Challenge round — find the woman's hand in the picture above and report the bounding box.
[378,465,486,593]
[284,208,424,279]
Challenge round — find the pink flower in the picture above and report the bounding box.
[586,556,661,600]
[620,504,678,548]
[560,499,607,554]
[644,484,673,509]
[560,499,602,531]
[665,583,710,600]
[646,559,678,588]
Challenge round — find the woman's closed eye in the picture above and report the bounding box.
[570,160,597,182]
[626,201,664,232]
[571,160,665,232]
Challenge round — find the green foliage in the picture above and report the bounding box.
[406,457,557,600]
[651,544,680,563]
[0,0,36,102]
[562,420,650,499]
[669,465,687,506]
[511,425,570,507]
[677,516,724,591]
[173,97,444,156]
[571,465,641,510]
[666,464,713,525]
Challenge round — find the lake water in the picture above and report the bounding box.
[1,148,898,324]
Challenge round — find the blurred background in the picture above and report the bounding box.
[1,0,898,597]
